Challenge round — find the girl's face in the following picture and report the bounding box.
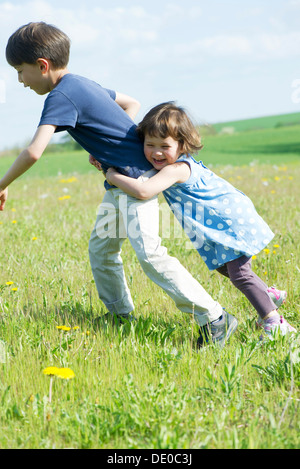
[143,134,183,171]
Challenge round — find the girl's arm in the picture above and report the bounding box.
[106,162,191,199]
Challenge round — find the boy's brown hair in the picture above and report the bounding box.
[6,22,70,70]
[137,102,203,155]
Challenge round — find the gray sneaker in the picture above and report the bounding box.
[197,310,238,349]
[94,312,137,328]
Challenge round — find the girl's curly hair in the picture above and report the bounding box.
[137,101,203,155]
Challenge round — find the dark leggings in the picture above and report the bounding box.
[216,255,277,320]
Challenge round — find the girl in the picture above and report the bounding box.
[105,102,296,341]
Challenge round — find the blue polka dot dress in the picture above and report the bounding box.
[163,155,274,270]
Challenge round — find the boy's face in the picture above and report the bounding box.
[143,134,183,171]
[14,61,51,95]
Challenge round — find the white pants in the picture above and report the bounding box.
[88,187,223,326]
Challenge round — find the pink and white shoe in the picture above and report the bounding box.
[263,315,297,340]
[267,286,287,308]
[256,286,287,329]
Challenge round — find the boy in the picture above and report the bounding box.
[1,22,237,348]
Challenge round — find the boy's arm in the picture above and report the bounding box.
[0,125,56,210]
[114,92,141,120]
[106,163,190,200]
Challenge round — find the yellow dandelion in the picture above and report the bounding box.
[73,326,79,330]
[56,325,71,331]
[11,208,16,212]
[252,255,257,260]
[55,367,75,380]
[58,195,71,201]
[59,177,77,183]
[12,220,17,224]
[32,237,38,241]
[273,250,276,254]
[263,248,270,254]
[274,176,280,181]
[11,287,18,291]
[271,190,276,194]
[6,281,14,285]
[273,244,280,248]
[43,366,60,376]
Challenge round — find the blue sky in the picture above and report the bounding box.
[0,0,300,150]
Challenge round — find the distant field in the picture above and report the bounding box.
[201,123,300,167]
[212,111,300,133]
[0,122,299,180]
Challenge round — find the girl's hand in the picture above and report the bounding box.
[106,167,118,185]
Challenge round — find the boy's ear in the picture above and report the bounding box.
[36,58,50,74]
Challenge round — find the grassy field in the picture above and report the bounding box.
[212,111,300,133]
[1,119,300,176]
[0,122,299,449]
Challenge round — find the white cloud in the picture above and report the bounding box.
[198,35,252,56]
[258,31,300,58]
[1,1,299,66]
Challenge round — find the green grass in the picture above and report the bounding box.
[0,125,299,449]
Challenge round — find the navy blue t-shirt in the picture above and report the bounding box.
[39,73,152,186]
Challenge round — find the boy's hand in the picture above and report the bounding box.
[89,155,103,172]
[0,188,8,211]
